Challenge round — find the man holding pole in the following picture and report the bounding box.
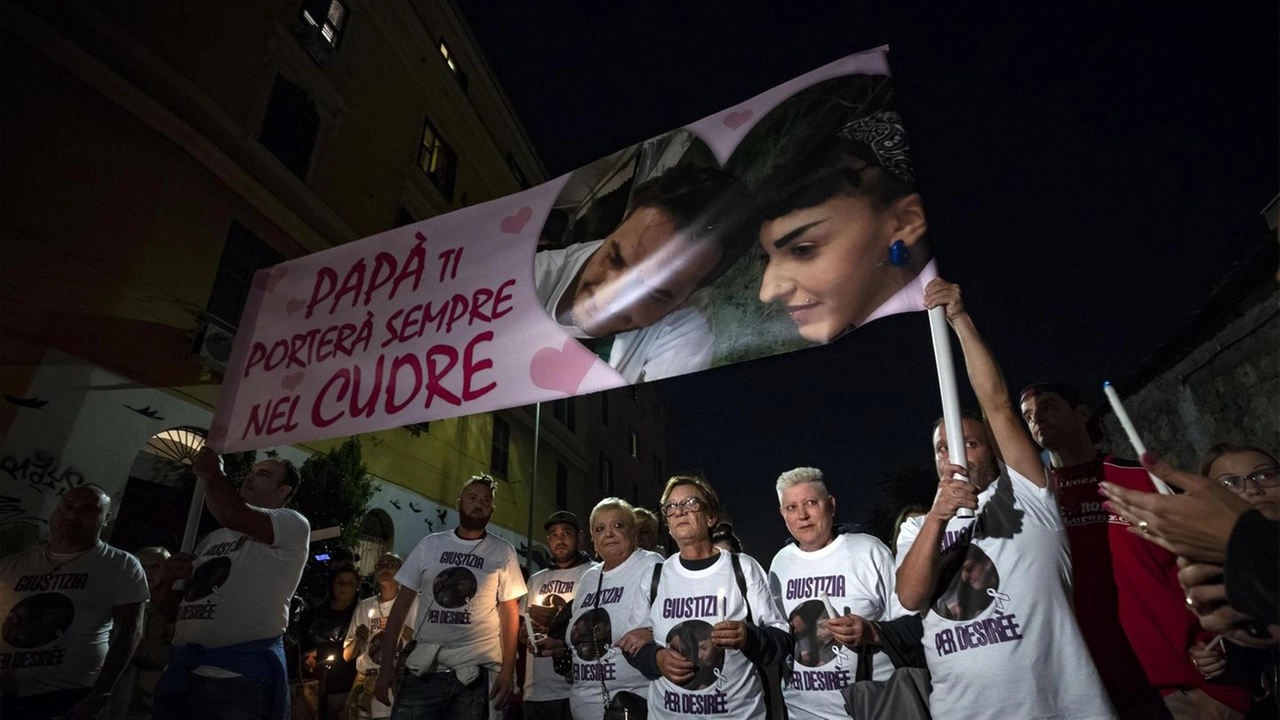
[1019,383,1253,717]
[0,485,149,720]
[374,474,526,719]
[894,278,1113,719]
[152,448,309,720]
[518,511,591,720]
[766,467,908,720]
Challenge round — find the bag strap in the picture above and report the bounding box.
[729,552,753,624]
[649,561,663,604]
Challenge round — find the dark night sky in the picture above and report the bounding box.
[457,2,1278,548]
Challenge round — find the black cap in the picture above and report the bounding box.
[544,511,580,532]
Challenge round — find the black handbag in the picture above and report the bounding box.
[604,690,648,720]
[842,620,932,719]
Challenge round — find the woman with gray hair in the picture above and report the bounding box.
[564,497,663,719]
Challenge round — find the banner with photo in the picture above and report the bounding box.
[212,46,937,452]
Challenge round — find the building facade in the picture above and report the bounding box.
[0,0,668,565]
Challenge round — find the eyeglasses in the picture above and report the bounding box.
[1218,466,1280,494]
[661,497,705,517]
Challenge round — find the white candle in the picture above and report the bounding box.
[1103,382,1173,495]
[367,608,376,619]
[819,591,839,620]
[717,589,727,622]
[524,612,538,652]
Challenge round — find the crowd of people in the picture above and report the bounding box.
[1,276,1275,720]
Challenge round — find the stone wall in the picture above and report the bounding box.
[1102,288,1279,471]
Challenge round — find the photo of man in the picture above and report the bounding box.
[534,141,760,383]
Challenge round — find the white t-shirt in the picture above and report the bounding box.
[344,593,418,718]
[534,240,714,383]
[895,467,1116,720]
[768,533,903,720]
[522,560,591,702]
[566,550,662,719]
[648,551,787,720]
[395,530,527,668]
[172,508,310,651]
[0,541,149,695]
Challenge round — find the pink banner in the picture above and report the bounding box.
[212,46,936,452]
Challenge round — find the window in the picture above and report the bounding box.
[207,222,284,326]
[298,0,348,55]
[553,399,576,431]
[629,429,638,458]
[599,453,613,493]
[418,118,458,201]
[259,75,320,180]
[600,393,609,426]
[490,417,510,477]
[438,38,469,90]
[653,455,663,481]
[555,462,568,510]
[396,207,416,228]
[505,152,529,190]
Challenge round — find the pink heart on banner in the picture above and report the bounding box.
[500,206,533,234]
[253,266,289,293]
[724,109,754,130]
[282,371,305,392]
[529,339,596,396]
[285,297,305,315]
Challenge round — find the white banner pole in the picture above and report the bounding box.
[928,307,974,518]
[174,475,206,589]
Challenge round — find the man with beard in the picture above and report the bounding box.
[1020,381,1253,717]
[0,485,148,719]
[153,448,309,720]
[894,279,1112,719]
[518,511,591,720]
[344,554,415,720]
[767,467,910,720]
[375,475,526,719]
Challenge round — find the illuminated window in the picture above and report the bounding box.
[418,118,457,201]
[145,427,207,465]
[438,38,469,90]
[298,0,348,55]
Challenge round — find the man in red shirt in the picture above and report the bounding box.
[1020,383,1252,719]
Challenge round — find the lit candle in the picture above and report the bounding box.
[819,591,839,620]
[717,589,727,622]
[535,593,545,607]
[524,612,538,652]
[367,608,376,619]
[1102,382,1173,495]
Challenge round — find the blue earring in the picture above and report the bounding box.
[888,239,910,267]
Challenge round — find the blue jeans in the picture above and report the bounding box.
[390,669,487,720]
[152,674,275,720]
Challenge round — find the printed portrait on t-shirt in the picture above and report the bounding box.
[789,599,838,667]
[933,545,1001,621]
[433,567,478,608]
[570,607,611,661]
[184,556,232,602]
[2,592,75,648]
[666,620,724,691]
[367,630,385,664]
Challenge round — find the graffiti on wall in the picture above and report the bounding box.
[0,451,88,526]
